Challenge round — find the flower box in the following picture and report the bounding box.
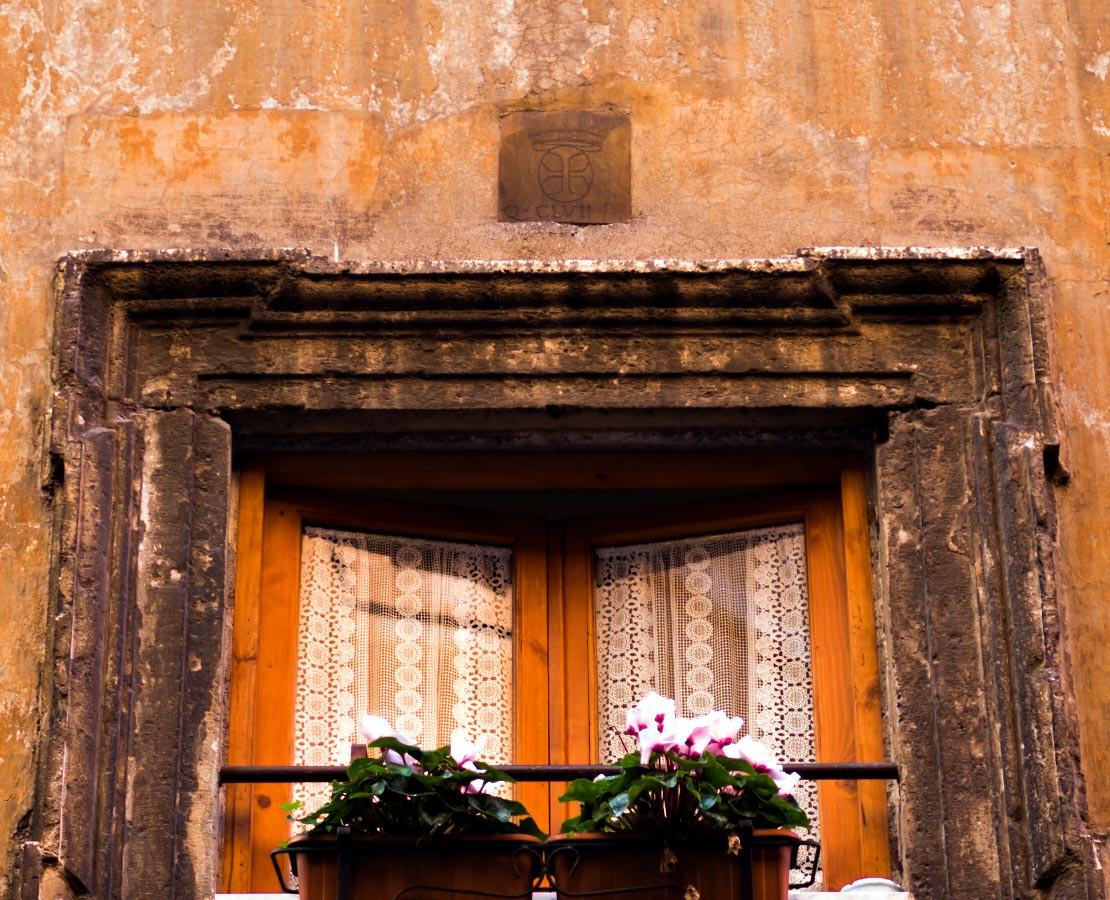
[273,717,546,899]
[553,692,815,900]
[545,829,802,900]
[275,831,544,900]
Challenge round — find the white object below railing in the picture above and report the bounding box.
[790,878,911,898]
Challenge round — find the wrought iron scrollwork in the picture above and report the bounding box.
[270,829,548,900]
[541,844,690,899]
[271,824,822,900]
[789,838,822,889]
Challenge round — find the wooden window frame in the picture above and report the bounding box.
[222,452,889,893]
[223,484,550,892]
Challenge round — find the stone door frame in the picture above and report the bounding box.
[31,248,1097,899]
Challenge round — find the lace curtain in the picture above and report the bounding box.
[290,526,515,818]
[594,523,820,876]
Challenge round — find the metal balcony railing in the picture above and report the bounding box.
[220,761,899,900]
[219,761,900,784]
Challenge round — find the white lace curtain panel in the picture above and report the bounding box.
[291,527,515,818]
[593,523,821,862]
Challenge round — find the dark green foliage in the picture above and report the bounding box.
[559,750,809,835]
[287,737,546,841]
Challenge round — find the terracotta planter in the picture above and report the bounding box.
[275,832,544,900]
[545,830,801,900]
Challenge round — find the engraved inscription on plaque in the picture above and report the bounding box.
[499,111,631,224]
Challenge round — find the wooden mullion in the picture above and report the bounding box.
[248,499,305,892]
[805,493,862,891]
[546,524,570,830]
[514,517,551,832]
[221,467,266,893]
[560,520,598,770]
[841,468,892,879]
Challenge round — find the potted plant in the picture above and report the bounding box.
[549,693,812,900]
[272,715,546,900]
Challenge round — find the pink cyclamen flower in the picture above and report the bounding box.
[625,691,676,736]
[638,714,706,761]
[359,714,395,743]
[675,716,715,757]
[636,724,667,765]
[770,769,802,797]
[725,735,799,796]
[359,714,417,767]
[679,710,744,757]
[643,711,727,759]
[450,732,491,794]
[449,733,488,770]
[726,734,780,770]
[696,709,745,755]
[637,714,685,763]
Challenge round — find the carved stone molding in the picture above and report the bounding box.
[34,249,1097,899]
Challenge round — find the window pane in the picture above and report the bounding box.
[593,523,819,860]
[291,527,515,816]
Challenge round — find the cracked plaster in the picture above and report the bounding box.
[2,0,1110,897]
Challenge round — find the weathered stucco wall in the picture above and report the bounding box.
[2,0,1110,896]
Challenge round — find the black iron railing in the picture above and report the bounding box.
[219,761,899,784]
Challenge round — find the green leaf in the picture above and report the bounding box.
[518,817,547,840]
[606,791,631,817]
[559,777,609,804]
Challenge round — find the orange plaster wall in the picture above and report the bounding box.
[1,0,1109,895]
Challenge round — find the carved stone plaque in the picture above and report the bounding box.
[499,110,631,224]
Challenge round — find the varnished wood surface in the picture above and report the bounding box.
[512,517,551,831]
[804,493,862,890]
[841,469,893,880]
[248,450,849,491]
[545,525,570,821]
[221,469,266,893]
[249,499,304,890]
